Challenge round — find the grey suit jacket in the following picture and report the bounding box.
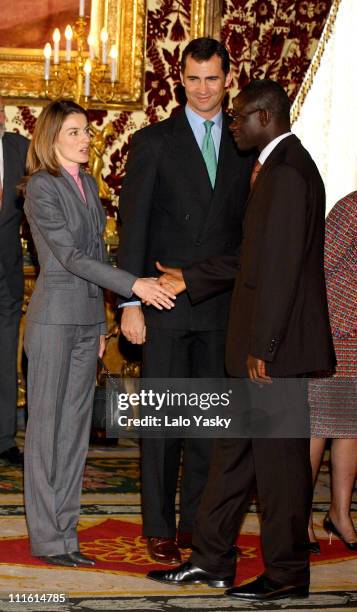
[25,168,136,329]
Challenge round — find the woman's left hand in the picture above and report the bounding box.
[98,335,106,358]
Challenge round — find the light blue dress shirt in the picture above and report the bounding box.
[185,104,223,160]
[120,105,223,308]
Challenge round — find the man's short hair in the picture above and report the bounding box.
[240,79,291,121]
[181,37,230,75]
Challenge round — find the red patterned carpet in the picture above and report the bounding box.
[1,516,356,584]
[0,442,356,611]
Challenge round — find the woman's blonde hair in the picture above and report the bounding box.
[21,99,87,192]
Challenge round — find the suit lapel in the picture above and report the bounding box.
[244,135,297,214]
[170,111,213,209]
[60,167,88,208]
[251,134,297,191]
[81,171,106,234]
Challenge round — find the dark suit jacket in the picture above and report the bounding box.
[0,132,29,301]
[185,134,336,376]
[117,110,254,330]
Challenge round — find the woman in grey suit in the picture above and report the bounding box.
[22,100,175,568]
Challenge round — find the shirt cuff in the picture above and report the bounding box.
[118,301,141,308]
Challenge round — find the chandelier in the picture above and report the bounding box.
[43,0,118,107]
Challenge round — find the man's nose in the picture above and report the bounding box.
[197,81,208,94]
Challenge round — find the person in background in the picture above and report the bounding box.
[308,190,357,553]
[116,37,254,564]
[0,97,29,466]
[22,99,175,568]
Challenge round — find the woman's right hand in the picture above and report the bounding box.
[132,278,176,310]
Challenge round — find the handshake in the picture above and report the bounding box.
[131,262,185,310]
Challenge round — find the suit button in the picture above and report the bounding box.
[195,239,202,245]
[184,214,190,221]
[268,338,277,352]
[225,241,231,247]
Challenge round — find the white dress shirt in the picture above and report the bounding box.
[258,132,292,166]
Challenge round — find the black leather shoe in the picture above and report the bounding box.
[39,554,79,567]
[0,447,23,466]
[147,561,234,588]
[68,551,96,566]
[226,575,309,600]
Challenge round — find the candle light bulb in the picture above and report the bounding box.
[84,59,92,74]
[109,45,118,83]
[65,25,73,62]
[52,28,61,64]
[44,43,52,59]
[84,59,92,97]
[109,45,118,59]
[43,43,52,80]
[100,28,108,65]
[100,28,108,44]
[65,25,73,41]
[53,28,61,43]
[87,33,96,60]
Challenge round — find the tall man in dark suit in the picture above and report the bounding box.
[148,80,336,599]
[117,38,254,563]
[0,98,29,465]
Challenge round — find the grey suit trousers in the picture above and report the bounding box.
[24,321,100,556]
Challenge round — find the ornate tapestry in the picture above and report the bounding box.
[222,0,332,102]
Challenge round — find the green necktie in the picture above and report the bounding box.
[201,119,217,188]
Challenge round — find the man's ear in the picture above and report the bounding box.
[224,71,233,89]
[259,109,272,127]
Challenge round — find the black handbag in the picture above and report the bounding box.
[92,357,128,432]
[92,357,141,439]
[92,357,110,431]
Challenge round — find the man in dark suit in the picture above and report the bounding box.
[116,38,253,563]
[0,98,29,465]
[148,80,336,599]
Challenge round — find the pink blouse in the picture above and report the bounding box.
[64,165,87,203]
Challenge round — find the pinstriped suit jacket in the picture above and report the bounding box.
[25,168,136,330]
